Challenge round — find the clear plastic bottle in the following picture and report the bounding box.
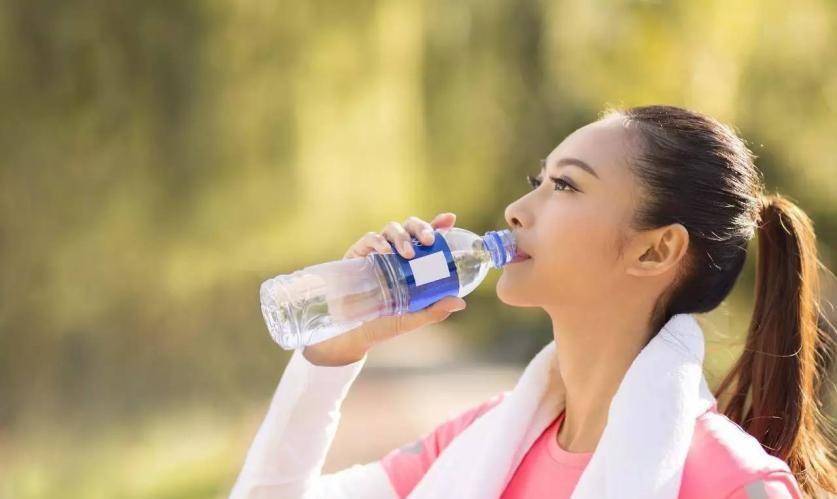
[259,227,526,350]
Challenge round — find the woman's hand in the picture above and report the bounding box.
[302,213,468,366]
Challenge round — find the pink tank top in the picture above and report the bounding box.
[379,392,802,498]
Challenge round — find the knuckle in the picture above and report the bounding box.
[404,216,425,228]
[383,222,407,238]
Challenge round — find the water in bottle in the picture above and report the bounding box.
[259,227,529,350]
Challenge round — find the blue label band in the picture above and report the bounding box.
[486,231,505,267]
[387,231,460,312]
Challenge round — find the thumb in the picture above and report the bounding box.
[418,296,467,321]
[362,296,466,345]
[436,296,467,312]
[366,296,465,344]
[395,296,467,333]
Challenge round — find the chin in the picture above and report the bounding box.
[495,275,537,307]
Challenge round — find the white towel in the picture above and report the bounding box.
[407,312,717,499]
[230,312,717,499]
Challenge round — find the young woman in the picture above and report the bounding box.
[230,105,836,498]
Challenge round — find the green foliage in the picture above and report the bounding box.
[1,0,834,496]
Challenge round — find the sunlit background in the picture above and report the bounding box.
[1,1,835,497]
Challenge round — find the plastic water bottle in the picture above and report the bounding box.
[259,227,526,350]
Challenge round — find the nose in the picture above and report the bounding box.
[505,200,530,230]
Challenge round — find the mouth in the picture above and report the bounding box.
[509,248,532,264]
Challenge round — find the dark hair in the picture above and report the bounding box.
[606,105,836,497]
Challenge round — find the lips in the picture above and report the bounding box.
[510,247,532,263]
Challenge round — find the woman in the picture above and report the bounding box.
[230,105,836,498]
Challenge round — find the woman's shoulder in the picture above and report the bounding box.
[679,405,802,498]
[411,390,508,453]
[379,391,508,498]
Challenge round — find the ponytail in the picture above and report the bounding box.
[714,193,836,497]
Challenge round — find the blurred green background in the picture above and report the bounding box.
[1,0,835,497]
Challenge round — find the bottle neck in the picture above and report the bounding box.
[482,229,516,269]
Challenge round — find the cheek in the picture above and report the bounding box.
[541,211,608,266]
[495,203,626,306]
[536,209,623,290]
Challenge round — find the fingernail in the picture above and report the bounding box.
[401,240,413,256]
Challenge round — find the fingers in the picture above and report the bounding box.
[430,212,456,229]
[363,232,393,255]
[403,216,436,246]
[344,232,392,259]
[382,221,415,258]
[344,213,457,261]
[383,212,457,259]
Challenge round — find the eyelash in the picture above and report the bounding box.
[526,174,577,193]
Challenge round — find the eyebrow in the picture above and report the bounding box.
[540,157,600,179]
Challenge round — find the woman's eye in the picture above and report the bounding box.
[526,174,541,190]
[526,174,575,192]
[552,177,575,192]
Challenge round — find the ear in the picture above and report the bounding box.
[625,223,689,277]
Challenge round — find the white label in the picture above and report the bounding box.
[409,251,450,286]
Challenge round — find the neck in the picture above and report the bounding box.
[547,301,655,453]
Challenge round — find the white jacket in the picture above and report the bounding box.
[229,348,397,499]
[230,313,720,499]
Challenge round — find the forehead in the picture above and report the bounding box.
[544,116,633,183]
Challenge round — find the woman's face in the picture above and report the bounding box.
[497,115,645,312]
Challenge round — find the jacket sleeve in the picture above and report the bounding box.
[723,471,803,499]
[229,347,399,499]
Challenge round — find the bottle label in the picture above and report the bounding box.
[389,232,459,312]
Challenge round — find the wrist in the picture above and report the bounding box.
[301,342,369,367]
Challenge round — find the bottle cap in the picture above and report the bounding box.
[483,229,517,268]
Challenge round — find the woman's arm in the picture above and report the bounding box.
[724,471,803,499]
[229,347,398,499]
